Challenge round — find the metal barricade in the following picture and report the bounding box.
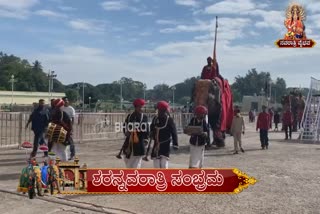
[0,112,33,148]
[0,112,194,148]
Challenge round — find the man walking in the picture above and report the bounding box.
[26,99,49,158]
[274,111,280,131]
[282,107,293,140]
[230,109,245,154]
[62,97,76,160]
[268,108,274,129]
[256,106,270,150]
[121,98,149,168]
[150,101,178,169]
[187,105,209,169]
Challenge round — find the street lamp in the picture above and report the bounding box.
[76,83,81,104]
[9,75,15,106]
[260,88,265,109]
[82,82,87,112]
[143,83,147,100]
[119,80,123,110]
[171,86,176,111]
[89,97,91,111]
[48,70,57,101]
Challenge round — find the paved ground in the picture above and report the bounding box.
[0,121,320,214]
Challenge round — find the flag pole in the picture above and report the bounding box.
[213,16,218,61]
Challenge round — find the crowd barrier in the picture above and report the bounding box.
[0,112,194,148]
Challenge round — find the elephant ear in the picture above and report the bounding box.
[210,80,221,104]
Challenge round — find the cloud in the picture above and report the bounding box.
[101,1,128,11]
[68,19,106,33]
[160,21,211,33]
[33,45,155,86]
[175,0,199,7]
[138,11,154,16]
[0,0,38,10]
[250,10,284,32]
[205,0,255,14]
[156,19,180,25]
[58,6,77,11]
[159,17,252,43]
[128,36,320,87]
[139,31,152,36]
[34,10,67,18]
[306,2,320,13]
[0,0,38,19]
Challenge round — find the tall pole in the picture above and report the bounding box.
[10,75,14,106]
[76,84,80,103]
[269,80,272,106]
[48,72,51,102]
[213,16,218,61]
[172,86,176,111]
[120,80,123,111]
[143,83,146,100]
[275,89,277,107]
[82,81,85,112]
[48,70,56,100]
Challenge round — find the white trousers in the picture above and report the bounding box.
[51,143,68,161]
[189,144,205,168]
[124,156,142,168]
[153,156,169,169]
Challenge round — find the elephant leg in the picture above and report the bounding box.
[213,130,225,147]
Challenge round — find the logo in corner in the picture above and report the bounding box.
[275,2,316,48]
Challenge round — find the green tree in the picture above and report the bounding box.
[65,89,79,102]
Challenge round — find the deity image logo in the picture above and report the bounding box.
[275,2,316,48]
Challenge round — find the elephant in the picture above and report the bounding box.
[191,78,233,147]
[281,91,305,132]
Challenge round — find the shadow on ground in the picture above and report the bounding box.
[0,173,21,181]
[0,158,26,163]
[0,152,25,156]
[0,161,26,167]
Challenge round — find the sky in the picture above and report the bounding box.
[1,0,320,89]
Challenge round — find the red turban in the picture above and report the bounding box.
[195,105,208,115]
[157,101,169,111]
[133,98,145,107]
[54,98,65,108]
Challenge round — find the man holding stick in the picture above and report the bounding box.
[119,98,149,168]
[147,101,178,169]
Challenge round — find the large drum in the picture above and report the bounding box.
[46,123,67,144]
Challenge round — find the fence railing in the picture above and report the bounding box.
[0,112,194,148]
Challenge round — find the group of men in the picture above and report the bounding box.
[26,97,76,160]
[119,98,210,169]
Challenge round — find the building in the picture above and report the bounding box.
[242,95,268,112]
[0,90,65,111]
[242,95,282,112]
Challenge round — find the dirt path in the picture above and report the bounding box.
[0,121,319,214]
